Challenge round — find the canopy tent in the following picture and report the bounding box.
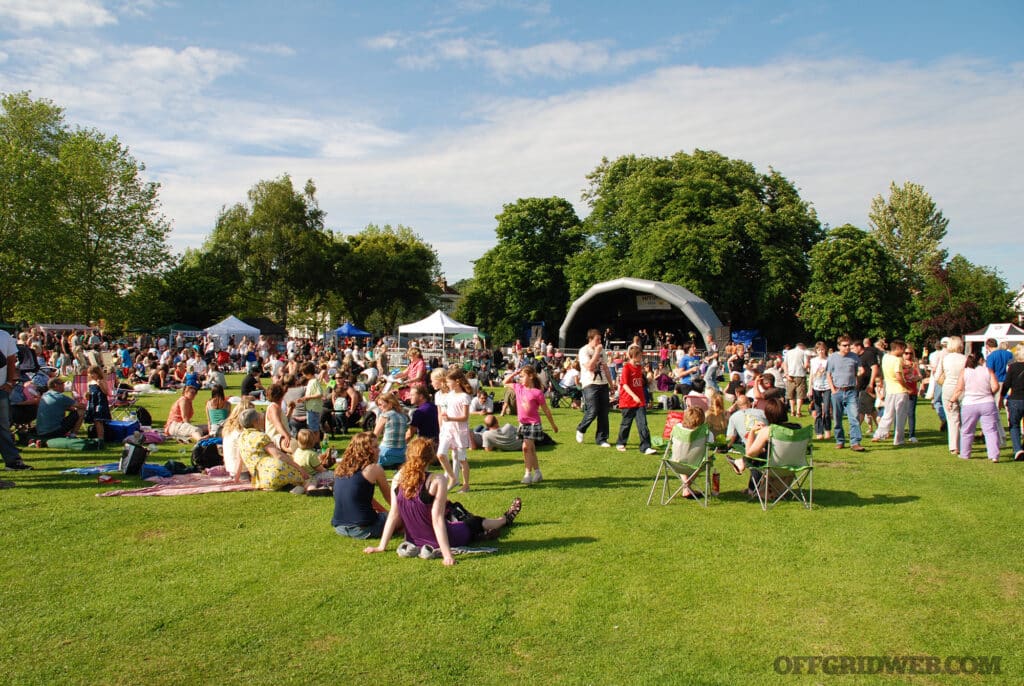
[398,310,478,364]
[154,323,203,337]
[453,331,488,341]
[335,322,372,338]
[35,323,92,332]
[559,278,725,349]
[964,323,1024,345]
[398,310,478,337]
[204,315,260,348]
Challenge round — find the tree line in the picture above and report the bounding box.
[2,91,1014,343]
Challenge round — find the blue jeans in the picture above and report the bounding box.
[1008,398,1024,455]
[616,406,652,452]
[932,384,947,423]
[831,389,862,446]
[0,389,24,466]
[577,384,610,444]
[907,395,918,438]
[812,388,832,435]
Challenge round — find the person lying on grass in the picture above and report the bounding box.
[332,432,392,540]
[364,438,521,566]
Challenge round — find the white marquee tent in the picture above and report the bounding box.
[398,310,478,364]
[205,315,260,348]
[964,322,1024,346]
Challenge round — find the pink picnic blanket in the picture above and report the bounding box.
[97,473,254,497]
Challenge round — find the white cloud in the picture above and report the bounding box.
[246,43,297,57]
[376,33,665,78]
[0,0,116,30]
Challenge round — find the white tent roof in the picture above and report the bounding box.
[205,315,260,338]
[559,277,723,347]
[964,322,1024,343]
[398,310,478,336]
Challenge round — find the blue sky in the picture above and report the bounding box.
[1,0,1022,289]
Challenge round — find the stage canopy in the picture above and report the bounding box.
[335,322,372,338]
[559,277,724,348]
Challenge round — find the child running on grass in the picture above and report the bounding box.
[84,365,111,444]
[503,365,558,484]
[438,368,473,492]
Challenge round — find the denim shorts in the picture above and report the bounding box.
[305,411,321,432]
[334,513,387,539]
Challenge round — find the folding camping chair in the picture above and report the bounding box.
[751,424,814,511]
[647,422,713,507]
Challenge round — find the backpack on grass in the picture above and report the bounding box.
[191,437,223,469]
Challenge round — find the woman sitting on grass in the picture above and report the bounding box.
[364,438,522,566]
[205,384,230,437]
[235,408,309,492]
[223,398,253,480]
[332,432,392,539]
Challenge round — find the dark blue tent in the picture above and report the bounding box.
[335,322,372,338]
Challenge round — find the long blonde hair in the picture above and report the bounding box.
[398,437,435,499]
[222,397,253,435]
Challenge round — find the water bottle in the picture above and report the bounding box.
[711,469,720,497]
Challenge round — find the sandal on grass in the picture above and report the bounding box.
[725,455,743,475]
[504,497,522,526]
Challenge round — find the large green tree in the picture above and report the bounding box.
[57,129,171,321]
[206,176,329,328]
[797,225,910,340]
[0,92,67,320]
[336,224,440,333]
[868,181,949,289]
[457,197,583,344]
[910,255,1014,342]
[571,150,823,340]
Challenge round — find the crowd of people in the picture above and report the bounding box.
[3,322,1022,561]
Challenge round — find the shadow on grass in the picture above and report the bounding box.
[504,535,598,552]
[713,489,919,508]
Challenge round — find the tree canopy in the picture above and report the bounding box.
[457,197,582,344]
[798,224,910,340]
[869,181,949,289]
[569,150,823,341]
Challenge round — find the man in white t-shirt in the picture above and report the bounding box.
[0,329,31,473]
[784,342,810,417]
[575,328,614,447]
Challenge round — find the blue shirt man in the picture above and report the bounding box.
[985,339,1012,383]
[825,337,865,451]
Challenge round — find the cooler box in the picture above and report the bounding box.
[107,419,141,443]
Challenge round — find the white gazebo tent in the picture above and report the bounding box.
[964,323,1024,347]
[397,310,478,365]
[205,315,261,348]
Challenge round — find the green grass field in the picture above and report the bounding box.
[1,378,1022,685]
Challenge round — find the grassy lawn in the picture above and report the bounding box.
[1,376,1021,684]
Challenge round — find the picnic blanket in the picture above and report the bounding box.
[97,473,254,497]
[62,463,120,475]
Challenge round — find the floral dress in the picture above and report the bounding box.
[236,429,304,491]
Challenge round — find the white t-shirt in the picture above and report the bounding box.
[784,347,808,377]
[0,330,17,386]
[579,344,608,387]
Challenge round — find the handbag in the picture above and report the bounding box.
[119,441,149,475]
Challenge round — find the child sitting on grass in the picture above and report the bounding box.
[292,428,333,493]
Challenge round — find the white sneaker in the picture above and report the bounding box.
[908,437,918,443]
[397,541,421,558]
[644,448,659,455]
[598,442,612,448]
[575,430,584,444]
[521,472,534,484]
[531,469,543,483]
[616,445,627,452]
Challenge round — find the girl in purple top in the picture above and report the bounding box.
[503,365,558,485]
[364,438,521,566]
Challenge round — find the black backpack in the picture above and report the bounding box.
[134,406,153,427]
[119,441,149,475]
[191,438,224,469]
